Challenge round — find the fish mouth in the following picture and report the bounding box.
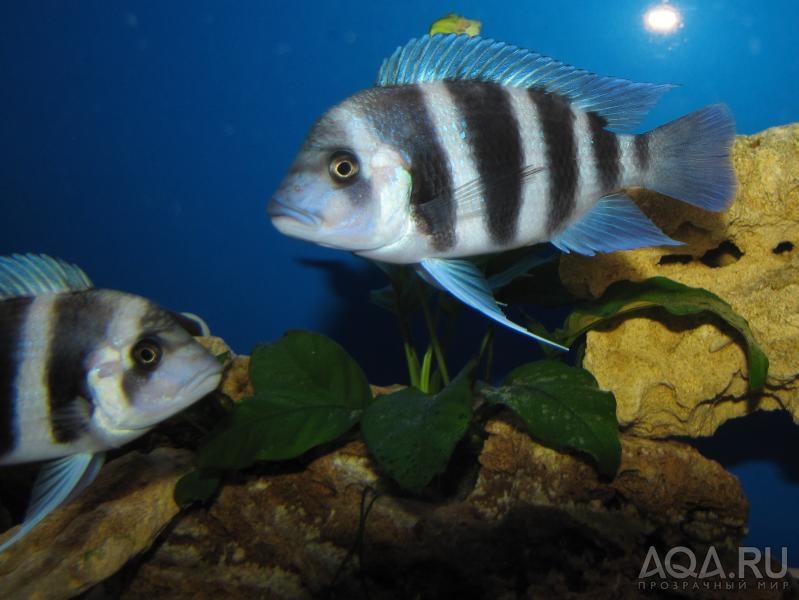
[179,366,223,404]
[268,197,322,228]
[132,367,222,430]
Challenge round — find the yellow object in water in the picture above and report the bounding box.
[429,13,482,36]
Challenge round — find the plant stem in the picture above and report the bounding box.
[478,327,496,383]
[391,272,421,388]
[403,339,421,388]
[418,284,450,386]
[420,346,434,393]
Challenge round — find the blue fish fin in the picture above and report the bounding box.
[0,254,93,299]
[642,104,736,211]
[0,452,104,554]
[376,35,673,132]
[418,258,567,351]
[486,248,550,290]
[551,193,683,256]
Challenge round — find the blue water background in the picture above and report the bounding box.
[1,1,797,560]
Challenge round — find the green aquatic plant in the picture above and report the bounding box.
[557,276,769,390]
[175,253,769,504]
[176,331,621,503]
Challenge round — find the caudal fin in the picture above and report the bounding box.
[643,104,736,211]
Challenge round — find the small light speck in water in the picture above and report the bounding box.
[643,3,683,34]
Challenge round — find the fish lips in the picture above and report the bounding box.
[268,196,322,229]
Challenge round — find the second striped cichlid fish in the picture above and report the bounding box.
[0,254,222,553]
[268,34,736,349]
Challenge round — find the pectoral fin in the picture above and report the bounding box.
[0,452,104,553]
[418,258,567,351]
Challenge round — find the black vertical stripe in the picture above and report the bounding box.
[445,80,524,245]
[47,291,110,443]
[358,86,456,251]
[587,112,620,192]
[529,89,577,234]
[634,133,651,172]
[0,297,34,455]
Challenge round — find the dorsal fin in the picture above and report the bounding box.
[376,34,674,132]
[0,254,93,299]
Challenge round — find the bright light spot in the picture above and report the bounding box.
[644,3,683,34]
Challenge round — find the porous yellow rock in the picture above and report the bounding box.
[560,124,799,438]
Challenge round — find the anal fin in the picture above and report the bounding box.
[550,193,683,256]
[0,452,104,553]
[418,258,567,351]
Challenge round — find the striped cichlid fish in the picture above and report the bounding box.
[269,35,736,348]
[0,254,222,553]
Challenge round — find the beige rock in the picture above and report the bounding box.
[220,356,254,402]
[0,448,193,600]
[195,337,254,403]
[560,124,799,438]
[119,419,770,599]
[195,335,233,361]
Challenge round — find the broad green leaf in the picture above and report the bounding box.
[361,364,474,493]
[483,360,621,476]
[558,277,769,390]
[174,470,221,507]
[196,331,371,470]
[249,330,372,401]
[197,390,364,469]
[506,359,597,387]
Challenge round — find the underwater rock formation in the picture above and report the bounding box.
[114,417,791,599]
[2,126,797,598]
[0,448,192,599]
[560,124,799,438]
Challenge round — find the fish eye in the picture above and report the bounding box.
[132,338,163,370]
[328,151,359,184]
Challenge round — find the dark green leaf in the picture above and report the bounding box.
[174,470,220,507]
[506,359,597,387]
[361,363,474,493]
[196,331,372,470]
[483,360,621,476]
[215,351,232,365]
[558,277,769,390]
[197,389,364,468]
[249,330,372,401]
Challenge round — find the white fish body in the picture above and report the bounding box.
[0,254,223,552]
[269,35,736,348]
